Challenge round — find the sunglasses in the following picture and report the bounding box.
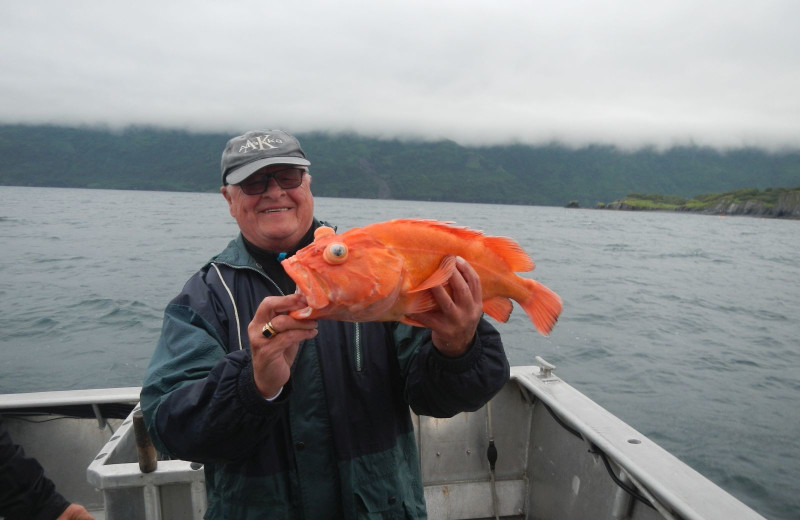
[238,167,308,195]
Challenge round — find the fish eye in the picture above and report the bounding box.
[323,242,348,264]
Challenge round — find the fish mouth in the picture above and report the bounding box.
[282,258,330,311]
[291,300,315,319]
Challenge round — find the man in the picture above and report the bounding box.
[0,419,95,520]
[140,130,510,519]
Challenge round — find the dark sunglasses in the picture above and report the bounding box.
[238,167,307,195]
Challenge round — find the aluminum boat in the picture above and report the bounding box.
[0,360,766,520]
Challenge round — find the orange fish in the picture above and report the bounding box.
[282,219,562,335]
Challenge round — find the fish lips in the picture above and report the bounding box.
[282,257,330,314]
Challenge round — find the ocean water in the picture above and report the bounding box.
[1,186,798,519]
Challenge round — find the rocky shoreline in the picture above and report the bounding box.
[595,188,800,219]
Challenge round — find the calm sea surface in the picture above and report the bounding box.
[1,186,798,519]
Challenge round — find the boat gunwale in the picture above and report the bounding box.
[0,387,141,410]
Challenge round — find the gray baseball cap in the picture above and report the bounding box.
[221,130,311,185]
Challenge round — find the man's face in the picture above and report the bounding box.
[221,164,314,252]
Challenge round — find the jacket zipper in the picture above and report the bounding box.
[354,322,363,372]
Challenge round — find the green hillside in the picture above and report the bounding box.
[2,124,800,207]
[599,187,800,217]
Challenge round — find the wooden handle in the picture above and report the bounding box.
[132,410,158,473]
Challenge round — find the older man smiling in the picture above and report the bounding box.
[140,129,510,519]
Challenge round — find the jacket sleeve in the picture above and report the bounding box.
[140,275,290,464]
[0,419,71,520]
[396,317,510,418]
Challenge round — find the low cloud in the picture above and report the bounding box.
[1,0,798,150]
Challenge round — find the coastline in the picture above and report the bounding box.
[591,187,800,219]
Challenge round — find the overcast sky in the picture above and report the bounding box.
[1,1,798,150]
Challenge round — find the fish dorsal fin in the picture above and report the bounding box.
[380,219,534,273]
[408,255,457,293]
[482,296,513,323]
[483,236,535,272]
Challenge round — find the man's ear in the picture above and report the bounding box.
[220,186,236,216]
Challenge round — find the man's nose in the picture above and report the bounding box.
[263,176,283,195]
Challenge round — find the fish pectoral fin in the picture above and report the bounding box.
[399,289,444,327]
[399,291,439,327]
[408,256,457,293]
[483,296,513,323]
[399,316,428,327]
[404,290,438,315]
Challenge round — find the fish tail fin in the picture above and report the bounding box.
[519,278,562,335]
[484,236,535,272]
[483,296,513,323]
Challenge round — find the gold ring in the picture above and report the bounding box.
[262,321,279,339]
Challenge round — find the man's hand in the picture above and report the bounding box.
[57,504,95,520]
[248,293,319,398]
[408,256,483,357]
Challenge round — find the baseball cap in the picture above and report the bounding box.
[221,130,311,185]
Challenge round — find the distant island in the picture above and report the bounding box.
[594,187,800,219]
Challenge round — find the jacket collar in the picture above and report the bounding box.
[210,234,261,270]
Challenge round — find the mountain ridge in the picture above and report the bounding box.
[2,124,799,207]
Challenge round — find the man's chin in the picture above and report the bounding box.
[250,227,301,250]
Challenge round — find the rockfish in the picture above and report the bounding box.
[281,219,562,335]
